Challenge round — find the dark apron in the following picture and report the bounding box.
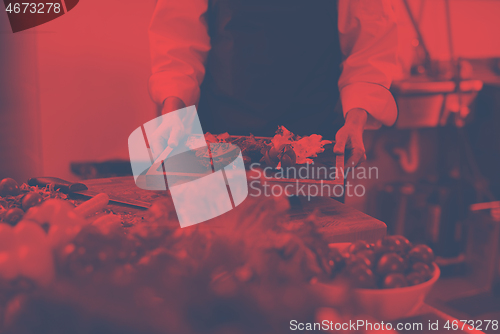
[198,0,343,139]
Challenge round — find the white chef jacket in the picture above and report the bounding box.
[149,0,398,129]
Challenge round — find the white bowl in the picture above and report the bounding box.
[354,263,440,320]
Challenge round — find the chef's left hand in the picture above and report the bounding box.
[333,108,367,168]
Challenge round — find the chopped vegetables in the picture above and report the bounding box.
[271,126,330,164]
[0,178,121,298]
[23,199,86,248]
[0,177,73,226]
[0,221,54,287]
[91,214,122,235]
[14,221,54,287]
[0,223,18,280]
[193,127,330,170]
[3,208,24,226]
[73,193,109,218]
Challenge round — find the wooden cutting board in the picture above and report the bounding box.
[82,176,386,243]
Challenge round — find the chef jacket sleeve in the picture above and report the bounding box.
[148,0,211,108]
[338,0,398,129]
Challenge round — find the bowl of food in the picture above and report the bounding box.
[354,262,439,320]
[327,236,440,320]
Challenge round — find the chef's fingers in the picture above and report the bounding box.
[149,121,172,159]
[346,131,366,167]
[167,122,185,148]
[162,96,186,115]
[346,147,366,168]
[333,128,348,155]
[149,129,169,160]
[161,102,187,148]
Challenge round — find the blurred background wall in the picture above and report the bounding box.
[1,0,157,182]
[0,9,43,182]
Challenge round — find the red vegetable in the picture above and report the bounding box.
[23,199,86,247]
[73,193,109,218]
[14,221,54,286]
[0,178,20,197]
[383,273,407,288]
[406,272,426,286]
[22,193,43,211]
[348,240,371,254]
[280,144,296,167]
[0,207,7,221]
[346,264,376,289]
[411,262,433,279]
[376,252,405,276]
[326,248,345,275]
[408,245,435,265]
[280,154,294,168]
[268,146,281,164]
[355,249,376,267]
[262,150,278,168]
[0,223,18,280]
[374,235,408,255]
[393,235,413,253]
[264,144,297,168]
[4,208,24,226]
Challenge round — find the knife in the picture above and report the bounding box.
[146,145,174,176]
[27,177,151,209]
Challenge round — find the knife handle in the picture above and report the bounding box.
[27,177,88,193]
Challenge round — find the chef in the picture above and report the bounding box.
[148,0,398,167]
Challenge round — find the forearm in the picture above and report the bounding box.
[148,0,211,107]
[345,108,368,128]
[338,0,398,129]
[162,96,186,115]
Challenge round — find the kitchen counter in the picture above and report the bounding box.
[80,176,386,243]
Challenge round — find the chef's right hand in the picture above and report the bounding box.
[149,97,187,159]
[333,108,367,168]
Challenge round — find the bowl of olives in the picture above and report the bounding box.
[337,236,440,320]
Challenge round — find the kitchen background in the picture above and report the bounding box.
[1,0,500,213]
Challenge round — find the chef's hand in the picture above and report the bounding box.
[149,97,187,159]
[333,108,367,168]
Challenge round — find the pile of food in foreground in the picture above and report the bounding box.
[0,177,437,333]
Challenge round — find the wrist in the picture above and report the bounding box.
[345,108,368,129]
[162,96,186,115]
